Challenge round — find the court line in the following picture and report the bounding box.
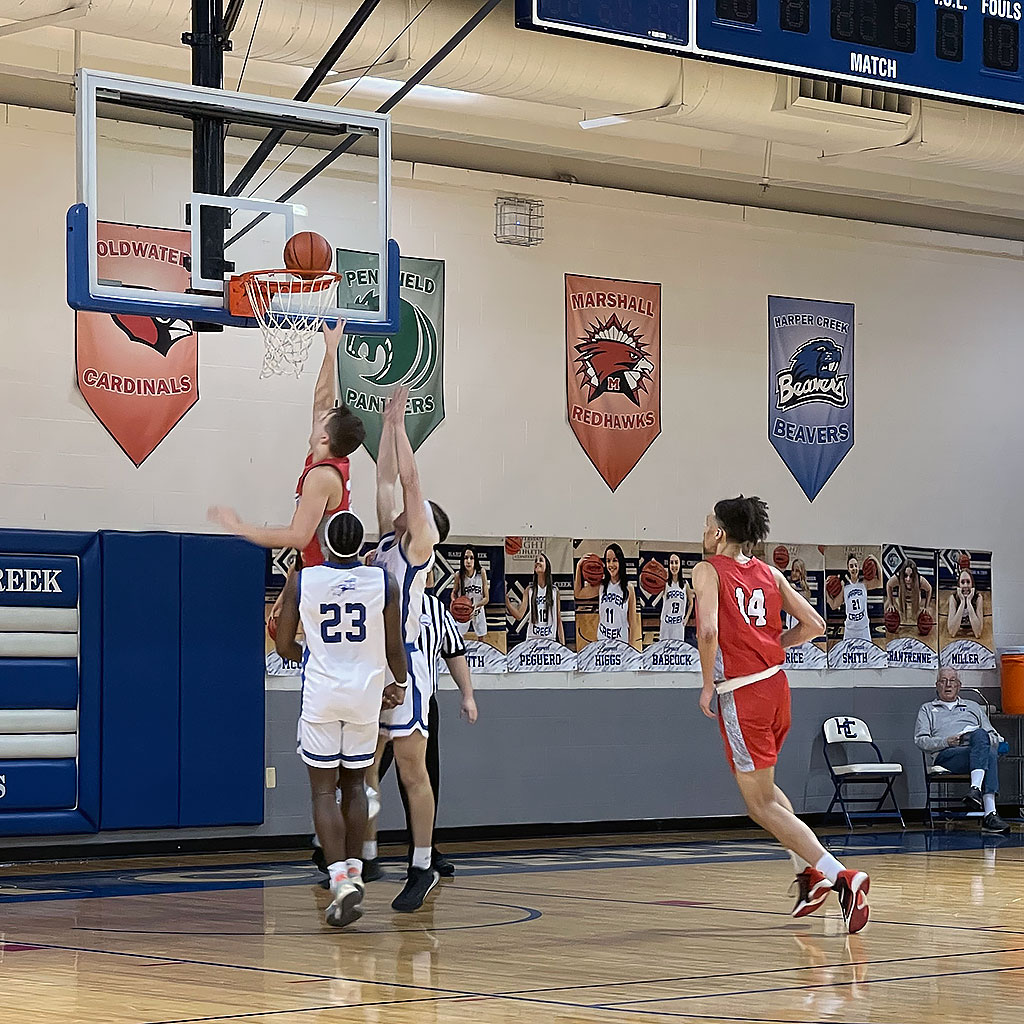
[72,900,541,936]
[599,962,1024,1006]
[455,882,1024,936]
[494,944,1024,995]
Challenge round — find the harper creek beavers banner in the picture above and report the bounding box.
[768,296,854,502]
[566,274,661,491]
[335,250,445,461]
[76,222,198,466]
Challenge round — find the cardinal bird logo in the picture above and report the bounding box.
[110,314,193,356]
[574,314,654,407]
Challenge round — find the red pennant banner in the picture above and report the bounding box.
[565,274,661,491]
[76,223,198,466]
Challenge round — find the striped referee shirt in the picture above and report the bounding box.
[418,593,467,695]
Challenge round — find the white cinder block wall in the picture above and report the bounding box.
[2,108,1023,692]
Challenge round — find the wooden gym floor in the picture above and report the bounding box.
[0,828,1022,1024]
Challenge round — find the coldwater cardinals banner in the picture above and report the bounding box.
[76,223,198,466]
[768,296,854,501]
[566,275,661,491]
[335,249,445,461]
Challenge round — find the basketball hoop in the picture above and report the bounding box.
[228,270,343,378]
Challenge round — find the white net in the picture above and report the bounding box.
[244,271,341,378]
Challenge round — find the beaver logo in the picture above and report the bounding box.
[776,337,848,410]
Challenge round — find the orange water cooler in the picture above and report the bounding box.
[1000,648,1024,714]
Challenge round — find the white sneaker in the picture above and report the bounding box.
[325,880,363,928]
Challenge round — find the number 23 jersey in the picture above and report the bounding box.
[299,562,389,724]
[707,555,785,681]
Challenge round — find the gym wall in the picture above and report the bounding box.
[0,108,1020,842]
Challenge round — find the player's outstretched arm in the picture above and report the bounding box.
[309,321,344,455]
[692,561,720,719]
[273,570,303,665]
[376,391,401,536]
[773,567,825,649]
[391,387,438,565]
[506,587,528,621]
[208,466,334,550]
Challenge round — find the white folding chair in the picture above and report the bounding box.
[823,716,905,830]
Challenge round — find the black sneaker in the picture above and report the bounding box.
[312,846,331,889]
[432,852,456,877]
[391,867,439,912]
[963,787,984,811]
[362,858,383,882]
[982,812,1010,833]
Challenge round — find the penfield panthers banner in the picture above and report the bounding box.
[566,275,661,491]
[76,223,198,466]
[335,250,444,461]
[768,296,854,502]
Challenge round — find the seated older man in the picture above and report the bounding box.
[915,667,1009,833]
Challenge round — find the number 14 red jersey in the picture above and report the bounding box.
[709,555,785,681]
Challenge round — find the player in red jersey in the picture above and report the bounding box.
[209,322,364,564]
[692,496,871,934]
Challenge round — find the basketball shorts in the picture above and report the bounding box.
[380,644,432,739]
[716,671,791,773]
[457,607,488,639]
[297,718,378,770]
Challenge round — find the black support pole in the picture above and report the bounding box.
[225,0,381,198]
[183,0,234,283]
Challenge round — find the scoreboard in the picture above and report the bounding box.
[515,0,1024,114]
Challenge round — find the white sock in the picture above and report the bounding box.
[790,852,811,873]
[412,847,432,870]
[312,834,322,849]
[346,857,363,878]
[328,860,347,890]
[362,840,377,860]
[971,769,985,789]
[983,793,997,815]
[815,853,845,883]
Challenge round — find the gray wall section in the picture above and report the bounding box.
[2,684,1006,851]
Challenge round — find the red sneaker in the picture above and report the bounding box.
[791,867,833,918]
[835,869,870,934]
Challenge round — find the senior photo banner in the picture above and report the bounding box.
[335,250,445,460]
[882,544,939,671]
[938,549,996,670]
[566,274,661,491]
[768,296,854,502]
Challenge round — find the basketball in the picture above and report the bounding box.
[826,575,842,599]
[581,553,604,584]
[505,536,524,557]
[862,556,878,583]
[450,595,474,623]
[640,559,668,595]
[267,614,278,640]
[884,608,900,634]
[917,610,935,636]
[283,231,332,272]
[772,545,789,570]
[959,552,971,570]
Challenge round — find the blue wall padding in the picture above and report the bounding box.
[100,532,181,829]
[0,660,79,709]
[77,534,101,828]
[0,759,77,810]
[178,535,265,826]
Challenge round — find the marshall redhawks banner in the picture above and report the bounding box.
[335,249,445,461]
[76,223,198,466]
[566,274,661,491]
[768,295,854,502]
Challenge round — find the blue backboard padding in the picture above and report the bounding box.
[0,555,79,607]
[100,532,181,829]
[0,660,79,709]
[0,760,78,811]
[178,536,265,826]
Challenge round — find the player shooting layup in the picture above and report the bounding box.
[692,496,871,934]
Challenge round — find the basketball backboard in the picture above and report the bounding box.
[67,68,399,333]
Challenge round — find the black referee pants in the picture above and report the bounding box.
[378,693,441,858]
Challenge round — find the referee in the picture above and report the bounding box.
[367,590,478,880]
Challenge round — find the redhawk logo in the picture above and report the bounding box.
[110,314,193,357]
[574,314,654,407]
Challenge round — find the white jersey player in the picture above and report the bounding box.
[275,510,407,930]
[366,385,450,914]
